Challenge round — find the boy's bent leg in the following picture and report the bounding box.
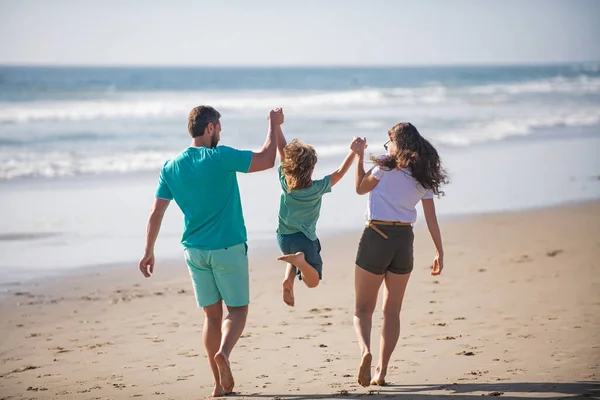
[277,252,320,288]
[202,301,225,397]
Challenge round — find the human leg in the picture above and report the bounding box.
[282,263,296,306]
[210,243,251,393]
[353,265,385,387]
[202,301,225,396]
[373,271,411,385]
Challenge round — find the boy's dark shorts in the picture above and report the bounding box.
[355,225,414,275]
[277,232,323,280]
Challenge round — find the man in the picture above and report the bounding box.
[139,105,283,397]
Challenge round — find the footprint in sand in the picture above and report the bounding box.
[49,346,71,354]
[466,370,489,376]
[546,249,564,257]
[309,307,333,313]
[514,254,532,263]
[0,365,39,378]
[26,386,48,392]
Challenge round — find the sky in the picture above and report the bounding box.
[0,0,599,66]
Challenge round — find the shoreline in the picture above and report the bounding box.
[2,132,599,280]
[1,197,598,298]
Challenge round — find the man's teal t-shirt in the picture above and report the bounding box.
[277,165,332,241]
[155,146,253,250]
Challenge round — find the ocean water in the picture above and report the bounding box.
[1,64,599,283]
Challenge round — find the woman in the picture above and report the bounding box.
[350,123,448,387]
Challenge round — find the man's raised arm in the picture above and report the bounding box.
[248,108,284,173]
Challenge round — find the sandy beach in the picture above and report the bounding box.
[1,201,599,399]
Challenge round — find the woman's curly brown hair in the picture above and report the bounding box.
[281,139,318,192]
[371,122,449,196]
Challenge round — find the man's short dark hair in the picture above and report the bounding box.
[188,106,221,138]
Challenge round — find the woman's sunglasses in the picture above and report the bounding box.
[383,140,391,151]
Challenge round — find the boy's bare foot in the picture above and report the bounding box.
[277,252,319,288]
[214,352,234,393]
[282,279,295,307]
[277,252,305,266]
[357,352,372,387]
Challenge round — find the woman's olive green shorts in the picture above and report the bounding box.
[355,225,414,275]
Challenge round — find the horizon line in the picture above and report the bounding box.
[0,60,599,69]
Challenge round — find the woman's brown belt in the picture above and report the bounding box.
[367,220,412,239]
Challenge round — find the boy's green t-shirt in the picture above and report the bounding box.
[277,165,332,241]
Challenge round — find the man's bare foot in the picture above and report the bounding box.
[357,352,372,387]
[282,279,295,307]
[277,252,305,266]
[214,352,234,393]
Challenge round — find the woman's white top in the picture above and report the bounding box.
[365,166,433,223]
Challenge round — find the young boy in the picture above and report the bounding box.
[275,123,357,306]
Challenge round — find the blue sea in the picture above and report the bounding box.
[1,64,599,284]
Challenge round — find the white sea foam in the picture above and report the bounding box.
[2,75,598,124]
[0,150,177,180]
[1,73,599,180]
[2,107,598,180]
[468,75,600,95]
[434,109,600,147]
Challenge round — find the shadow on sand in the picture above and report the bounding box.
[225,381,600,400]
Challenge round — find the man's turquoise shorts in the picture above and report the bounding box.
[183,242,249,308]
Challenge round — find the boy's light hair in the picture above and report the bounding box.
[281,139,317,192]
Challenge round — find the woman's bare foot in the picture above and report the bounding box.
[214,352,234,393]
[282,279,295,306]
[212,383,225,397]
[357,352,372,387]
[370,365,386,385]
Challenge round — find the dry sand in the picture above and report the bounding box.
[1,202,599,399]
